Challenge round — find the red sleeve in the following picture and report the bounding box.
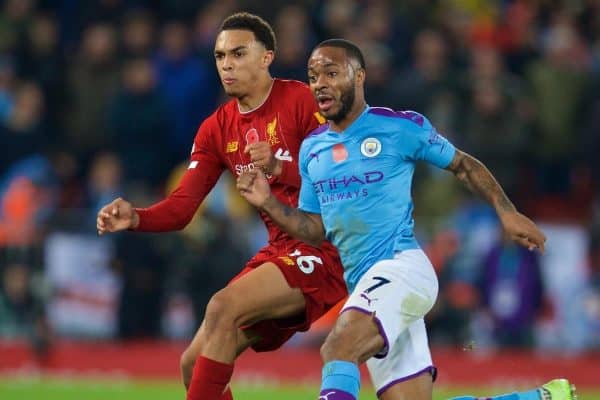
[135,117,224,232]
[276,83,323,186]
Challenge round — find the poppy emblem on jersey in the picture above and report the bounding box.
[332,143,348,163]
[245,128,260,144]
[361,137,382,157]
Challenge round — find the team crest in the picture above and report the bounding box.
[361,137,382,157]
[267,117,280,145]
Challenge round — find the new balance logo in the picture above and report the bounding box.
[275,148,293,162]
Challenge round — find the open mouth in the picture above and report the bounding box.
[317,94,334,112]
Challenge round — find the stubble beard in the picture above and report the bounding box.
[329,85,356,124]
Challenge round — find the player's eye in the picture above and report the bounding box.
[308,75,316,83]
[214,53,224,60]
[328,71,338,78]
[235,51,244,57]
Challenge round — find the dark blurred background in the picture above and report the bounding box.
[0,0,599,357]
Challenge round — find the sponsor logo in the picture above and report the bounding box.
[315,171,383,205]
[226,141,238,153]
[234,163,256,175]
[308,152,320,163]
[361,137,382,157]
[360,293,378,307]
[275,148,293,162]
[319,391,337,400]
[267,117,280,145]
[313,171,384,193]
[234,162,273,179]
[332,143,348,162]
[278,256,294,266]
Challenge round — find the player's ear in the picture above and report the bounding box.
[356,67,366,85]
[263,50,274,68]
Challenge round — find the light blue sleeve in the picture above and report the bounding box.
[399,111,456,168]
[297,141,321,214]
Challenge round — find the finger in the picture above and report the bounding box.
[237,175,254,191]
[112,204,119,217]
[100,212,111,219]
[236,180,249,191]
[244,144,256,154]
[252,156,266,167]
[523,228,545,248]
[515,236,533,250]
[254,168,266,179]
[528,235,545,254]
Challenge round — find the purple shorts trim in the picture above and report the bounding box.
[376,366,436,397]
[340,306,389,359]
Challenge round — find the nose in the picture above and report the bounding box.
[314,74,328,91]
[221,55,233,71]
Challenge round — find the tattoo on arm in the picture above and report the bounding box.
[263,197,325,245]
[447,150,516,214]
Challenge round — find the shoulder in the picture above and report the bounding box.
[367,107,430,128]
[300,124,328,153]
[273,79,313,103]
[305,123,330,141]
[366,107,434,137]
[211,100,238,126]
[274,78,311,94]
[195,101,235,137]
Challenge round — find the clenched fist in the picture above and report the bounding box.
[96,197,139,235]
[244,141,282,175]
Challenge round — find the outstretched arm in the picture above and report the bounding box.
[237,169,326,246]
[446,149,546,252]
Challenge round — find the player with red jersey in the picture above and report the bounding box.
[96,12,347,400]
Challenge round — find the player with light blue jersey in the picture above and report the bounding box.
[237,39,574,400]
[298,106,455,293]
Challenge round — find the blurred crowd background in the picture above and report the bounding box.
[0,0,599,359]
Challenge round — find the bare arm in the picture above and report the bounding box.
[262,196,326,246]
[446,150,516,215]
[237,169,326,246]
[446,149,546,252]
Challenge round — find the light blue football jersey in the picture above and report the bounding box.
[298,107,456,292]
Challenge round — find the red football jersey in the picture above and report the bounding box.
[136,79,325,245]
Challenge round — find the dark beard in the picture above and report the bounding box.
[329,85,355,124]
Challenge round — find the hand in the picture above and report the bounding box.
[244,141,282,175]
[237,169,272,208]
[96,197,139,235]
[500,211,546,253]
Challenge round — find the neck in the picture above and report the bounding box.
[237,75,274,113]
[330,100,367,132]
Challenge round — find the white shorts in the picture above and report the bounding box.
[341,249,439,395]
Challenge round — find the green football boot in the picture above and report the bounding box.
[539,379,577,400]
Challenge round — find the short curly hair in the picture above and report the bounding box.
[220,12,276,52]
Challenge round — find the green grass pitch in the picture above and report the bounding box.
[1,377,598,399]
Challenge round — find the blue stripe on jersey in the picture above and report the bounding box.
[298,107,456,292]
